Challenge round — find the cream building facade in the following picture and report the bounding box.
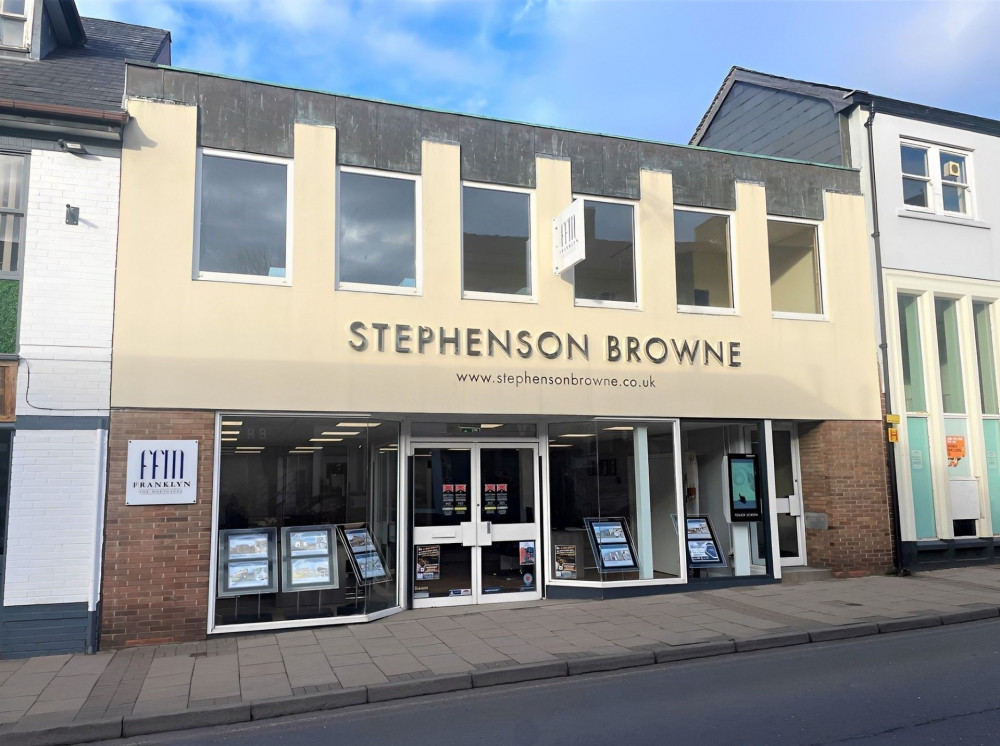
[102,65,891,646]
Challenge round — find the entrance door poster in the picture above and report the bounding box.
[453,483,468,515]
[337,523,391,585]
[280,525,339,592]
[496,483,508,516]
[519,541,535,565]
[218,527,278,597]
[415,545,441,581]
[483,483,497,514]
[442,483,454,516]
[728,454,761,522]
[584,517,640,573]
[684,515,728,568]
[554,545,577,579]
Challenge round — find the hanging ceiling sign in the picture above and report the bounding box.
[552,199,585,274]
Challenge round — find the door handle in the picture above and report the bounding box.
[485,521,492,535]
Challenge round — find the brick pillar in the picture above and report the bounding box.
[101,409,215,648]
[797,420,894,577]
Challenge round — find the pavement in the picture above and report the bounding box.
[2,565,1000,745]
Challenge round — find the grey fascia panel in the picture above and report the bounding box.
[459,117,496,184]
[336,96,378,168]
[162,69,199,105]
[493,121,535,188]
[197,76,247,151]
[246,83,294,158]
[295,90,337,127]
[376,103,421,174]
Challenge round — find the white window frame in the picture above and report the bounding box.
[673,205,738,317]
[0,0,32,51]
[571,195,640,310]
[460,181,536,304]
[766,215,828,322]
[336,166,422,296]
[193,148,294,287]
[899,139,975,219]
[0,149,28,279]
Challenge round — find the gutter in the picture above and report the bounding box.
[864,101,907,577]
[0,98,129,126]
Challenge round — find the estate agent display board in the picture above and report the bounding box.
[281,525,338,592]
[682,515,728,569]
[218,528,279,596]
[337,523,391,585]
[584,517,640,574]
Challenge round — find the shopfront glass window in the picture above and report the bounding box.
[898,294,927,413]
[973,301,998,415]
[214,416,399,628]
[196,152,290,280]
[548,421,678,582]
[935,297,965,414]
[462,186,531,297]
[339,170,417,291]
[767,220,822,315]
[674,209,732,309]
[574,201,636,305]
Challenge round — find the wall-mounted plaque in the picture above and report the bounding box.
[281,525,338,592]
[218,528,278,597]
[126,439,198,505]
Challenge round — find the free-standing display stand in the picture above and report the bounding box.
[583,517,640,574]
[337,523,392,595]
[682,515,728,570]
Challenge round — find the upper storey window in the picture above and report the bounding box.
[901,142,972,217]
[0,0,29,50]
[338,168,420,294]
[674,208,733,312]
[574,199,636,307]
[462,184,532,300]
[194,150,293,284]
[0,152,26,274]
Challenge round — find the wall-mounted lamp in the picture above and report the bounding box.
[65,204,79,225]
[58,140,88,155]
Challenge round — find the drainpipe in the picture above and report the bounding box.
[864,101,906,576]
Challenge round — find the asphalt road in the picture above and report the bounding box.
[107,619,1000,745]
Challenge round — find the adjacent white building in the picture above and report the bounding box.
[0,0,168,656]
[694,68,1000,568]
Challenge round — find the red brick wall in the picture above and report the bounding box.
[101,409,215,648]
[797,420,894,577]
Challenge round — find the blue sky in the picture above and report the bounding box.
[77,1,1000,146]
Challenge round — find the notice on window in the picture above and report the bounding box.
[483,483,497,513]
[947,435,966,467]
[496,483,508,516]
[416,545,440,581]
[454,483,468,514]
[442,483,454,515]
[519,541,535,565]
[555,545,577,579]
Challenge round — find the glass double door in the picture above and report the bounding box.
[411,442,540,607]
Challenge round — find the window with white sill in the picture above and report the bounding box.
[900,141,972,217]
[0,0,29,49]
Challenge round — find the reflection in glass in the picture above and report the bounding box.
[935,297,965,414]
[574,201,635,303]
[898,294,927,412]
[940,153,968,214]
[339,171,416,288]
[463,186,530,295]
[199,155,287,277]
[973,302,998,415]
[901,145,928,208]
[674,210,732,308]
[214,416,399,627]
[767,221,821,314]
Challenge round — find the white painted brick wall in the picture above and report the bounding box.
[17,150,120,417]
[3,429,103,606]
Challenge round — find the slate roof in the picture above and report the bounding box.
[0,17,169,113]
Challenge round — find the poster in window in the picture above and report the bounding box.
[442,483,454,516]
[684,515,728,569]
[728,454,761,522]
[584,517,640,573]
[496,483,508,516]
[416,545,440,581]
[280,525,338,592]
[218,527,278,597]
[483,483,497,514]
[554,545,577,579]
[519,541,535,565]
[454,483,468,515]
